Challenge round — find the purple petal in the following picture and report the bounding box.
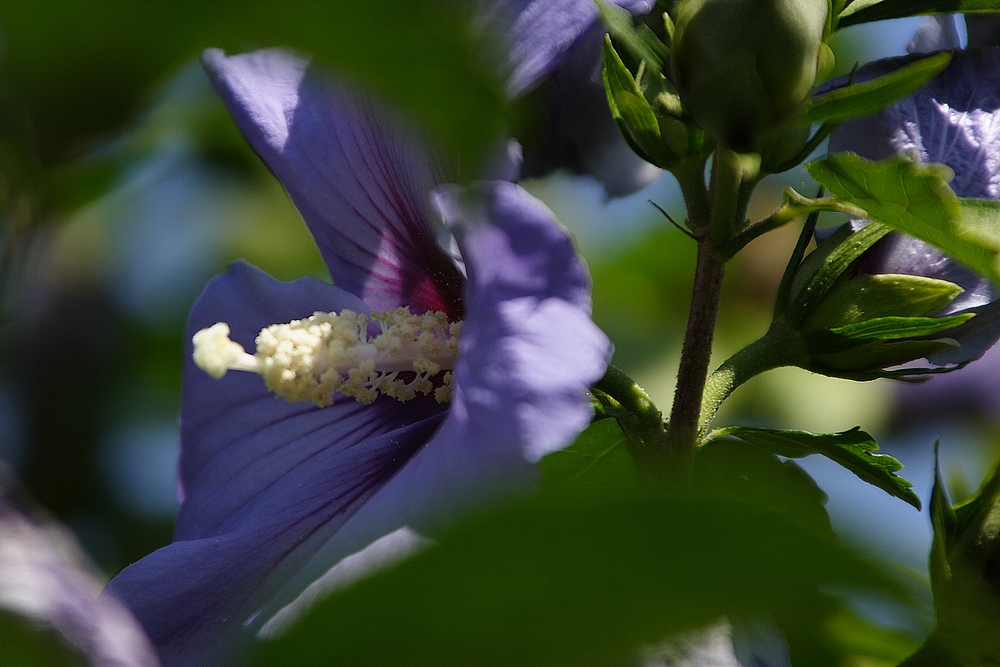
[484,0,654,98]
[879,50,1000,200]
[896,338,1000,420]
[435,181,613,460]
[484,140,524,183]
[2,477,160,667]
[201,48,464,319]
[476,0,659,195]
[927,299,1000,364]
[829,49,1000,199]
[108,262,450,665]
[302,182,615,602]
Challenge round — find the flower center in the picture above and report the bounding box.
[192,307,461,406]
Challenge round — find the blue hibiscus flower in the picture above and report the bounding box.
[107,48,611,666]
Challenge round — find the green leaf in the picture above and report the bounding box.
[785,219,892,325]
[950,454,1000,564]
[838,0,1000,28]
[538,418,639,500]
[824,603,922,663]
[800,326,958,379]
[807,154,1000,284]
[803,52,951,124]
[810,337,959,372]
[827,313,973,340]
[930,444,957,581]
[595,0,666,70]
[601,37,692,170]
[954,197,1000,254]
[253,490,899,667]
[837,0,884,21]
[708,426,922,509]
[694,439,834,533]
[927,448,1000,661]
[662,11,675,48]
[602,38,661,148]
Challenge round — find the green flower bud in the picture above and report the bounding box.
[761,221,977,380]
[670,0,830,151]
[926,457,1000,664]
[797,273,972,375]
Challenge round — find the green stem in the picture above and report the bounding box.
[593,365,669,467]
[707,147,743,246]
[661,141,770,478]
[707,146,759,246]
[663,236,726,478]
[698,328,798,436]
[661,144,766,479]
[673,156,711,231]
[718,213,792,260]
[593,365,663,433]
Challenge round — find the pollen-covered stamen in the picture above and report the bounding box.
[191,308,461,406]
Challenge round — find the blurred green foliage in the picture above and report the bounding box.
[253,420,910,667]
[0,611,86,667]
[0,1,503,172]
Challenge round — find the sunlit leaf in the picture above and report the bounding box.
[804,52,951,124]
[827,313,973,339]
[602,37,662,165]
[824,604,921,663]
[708,426,921,508]
[804,273,964,330]
[807,154,1000,284]
[930,444,956,581]
[785,219,892,325]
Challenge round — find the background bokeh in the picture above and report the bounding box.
[2,5,999,662]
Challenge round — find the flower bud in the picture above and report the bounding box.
[927,456,1000,664]
[797,272,972,375]
[765,221,978,380]
[758,123,812,175]
[670,0,830,151]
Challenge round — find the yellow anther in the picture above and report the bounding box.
[192,307,461,407]
[192,323,262,379]
[434,373,455,404]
